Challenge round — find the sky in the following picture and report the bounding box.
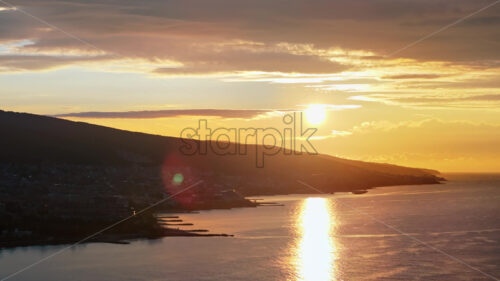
[1,0,499,172]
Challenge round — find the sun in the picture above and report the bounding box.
[305,104,326,125]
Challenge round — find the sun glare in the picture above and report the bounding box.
[292,197,337,281]
[305,104,326,125]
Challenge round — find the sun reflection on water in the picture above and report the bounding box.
[292,197,337,281]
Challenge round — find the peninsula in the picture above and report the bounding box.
[0,110,443,247]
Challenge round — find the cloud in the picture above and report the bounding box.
[462,94,500,101]
[154,50,347,75]
[344,63,500,109]
[349,92,500,109]
[382,74,445,80]
[0,7,16,12]
[54,104,361,119]
[297,104,361,110]
[331,130,352,137]
[0,0,499,75]
[54,109,272,119]
[0,53,110,71]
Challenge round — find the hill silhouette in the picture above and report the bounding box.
[0,110,442,195]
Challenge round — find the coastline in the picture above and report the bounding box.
[0,202,262,249]
[0,180,445,250]
[0,228,234,249]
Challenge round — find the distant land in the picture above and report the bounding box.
[0,110,443,247]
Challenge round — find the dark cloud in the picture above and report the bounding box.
[0,0,499,73]
[382,74,446,79]
[53,109,274,119]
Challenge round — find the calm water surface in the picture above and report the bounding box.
[1,174,499,280]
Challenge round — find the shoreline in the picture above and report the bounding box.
[1,181,445,250]
[0,203,264,250]
[0,228,234,250]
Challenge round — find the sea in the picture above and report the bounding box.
[1,173,499,281]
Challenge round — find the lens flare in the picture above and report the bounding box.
[172,173,184,185]
[161,153,198,208]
